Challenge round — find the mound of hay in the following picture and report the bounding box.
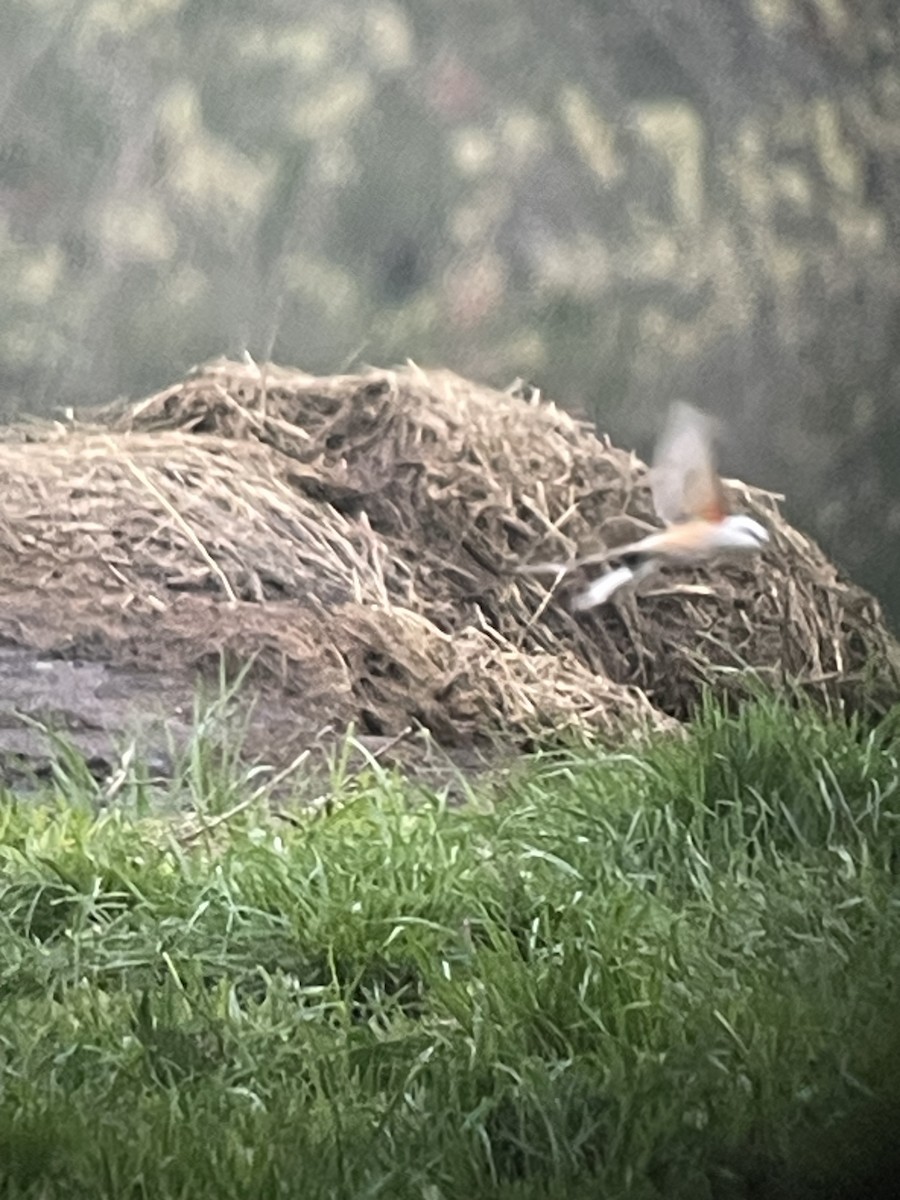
[0,357,896,762]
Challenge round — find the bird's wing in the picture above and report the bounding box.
[649,401,729,525]
[570,565,636,610]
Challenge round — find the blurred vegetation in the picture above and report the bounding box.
[1,0,900,618]
[1,693,900,1196]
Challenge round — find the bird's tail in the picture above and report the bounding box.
[570,564,635,611]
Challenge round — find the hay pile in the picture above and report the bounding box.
[0,357,896,758]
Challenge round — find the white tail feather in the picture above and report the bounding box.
[571,565,635,611]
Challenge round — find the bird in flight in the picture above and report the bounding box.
[521,401,770,610]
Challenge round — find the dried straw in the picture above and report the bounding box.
[0,356,894,755]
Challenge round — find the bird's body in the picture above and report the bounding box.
[521,402,770,609]
[570,513,769,609]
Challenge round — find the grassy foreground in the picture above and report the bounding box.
[1,696,899,1199]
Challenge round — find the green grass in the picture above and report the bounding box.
[1,694,899,1199]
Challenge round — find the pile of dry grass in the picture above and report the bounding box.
[0,356,895,753]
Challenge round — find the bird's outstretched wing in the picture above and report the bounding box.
[649,401,729,526]
[517,401,728,585]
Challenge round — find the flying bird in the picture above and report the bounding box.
[521,401,770,610]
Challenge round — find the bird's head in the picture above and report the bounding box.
[719,514,770,550]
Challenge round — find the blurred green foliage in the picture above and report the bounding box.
[1,0,900,617]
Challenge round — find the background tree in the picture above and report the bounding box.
[1,0,899,620]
